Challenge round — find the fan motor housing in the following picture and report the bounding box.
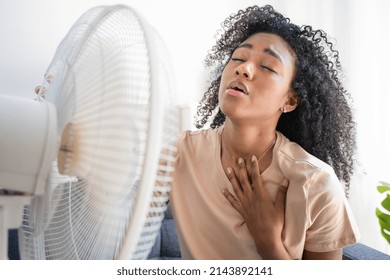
[0,95,57,195]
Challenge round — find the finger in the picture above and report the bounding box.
[222,188,242,212]
[226,167,244,201]
[250,155,260,183]
[237,157,252,193]
[275,178,289,211]
[250,155,267,197]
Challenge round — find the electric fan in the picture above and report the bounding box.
[0,5,181,259]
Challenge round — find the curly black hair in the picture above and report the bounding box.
[195,5,356,192]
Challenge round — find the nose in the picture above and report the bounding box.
[235,62,253,79]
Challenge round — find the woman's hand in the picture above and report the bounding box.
[222,155,290,259]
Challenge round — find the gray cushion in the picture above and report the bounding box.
[343,243,390,260]
[147,204,182,260]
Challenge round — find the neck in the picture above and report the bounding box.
[222,120,276,158]
[221,120,277,174]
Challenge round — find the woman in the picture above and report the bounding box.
[170,5,359,260]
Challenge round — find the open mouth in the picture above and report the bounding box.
[227,81,248,95]
[232,86,245,93]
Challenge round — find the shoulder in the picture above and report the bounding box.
[177,127,221,147]
[275,131,335,179]
[275,133,350,226]
[276,132,331,170]
[275,132,343,195]
[175,127,221,159]
[181,127,220,138]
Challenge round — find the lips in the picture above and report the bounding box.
[227,80,248,95]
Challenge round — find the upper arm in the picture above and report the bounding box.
[302,249,342,260]
[304,169,358,253]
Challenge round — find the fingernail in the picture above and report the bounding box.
[281,178,289,187]
[238,157,244,165]
[227,167,233,174]
[251,155,257,163]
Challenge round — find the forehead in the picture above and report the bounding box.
[238,33,296,63]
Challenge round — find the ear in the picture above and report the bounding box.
[282,90,299,113]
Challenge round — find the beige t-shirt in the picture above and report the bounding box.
[170,126,360,259]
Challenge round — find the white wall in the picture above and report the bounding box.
[0,0,264,106]
[0,0,332,111]
[1,0,390,254]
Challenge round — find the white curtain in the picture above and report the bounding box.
[343,0,390,254]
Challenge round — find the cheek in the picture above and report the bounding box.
[220,66,231,85]
[218,68,230,97]
[264,75,292,96]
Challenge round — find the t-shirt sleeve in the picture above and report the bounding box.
[304,168,360,252]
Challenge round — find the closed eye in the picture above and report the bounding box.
[261,65,277,74]
[231,57,245,62]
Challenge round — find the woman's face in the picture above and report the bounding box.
[219,32,297,126]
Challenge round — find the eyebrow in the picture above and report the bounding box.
[236,43,284,64]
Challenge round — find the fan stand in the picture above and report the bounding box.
[0,195,32,259]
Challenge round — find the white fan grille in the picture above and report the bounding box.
[19,5,180,260]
